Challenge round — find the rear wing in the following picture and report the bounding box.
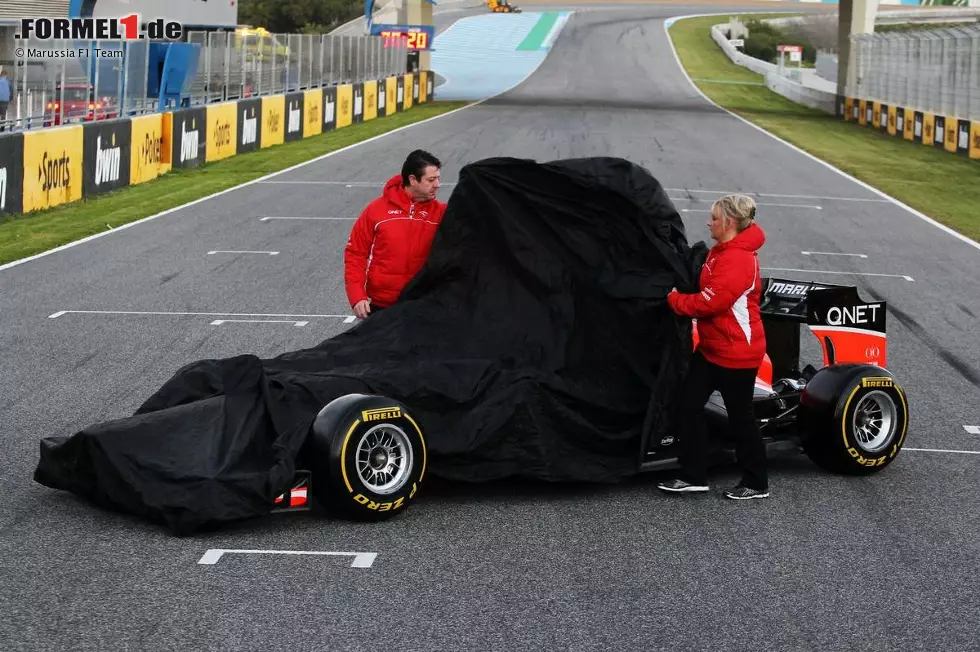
[759,277,887,377]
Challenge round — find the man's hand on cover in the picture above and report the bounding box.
[353,299,372,319]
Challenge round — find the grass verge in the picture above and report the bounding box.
[0,100,470,265]
[668,15,980,244]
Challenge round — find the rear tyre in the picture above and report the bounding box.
[307,394,426,520]
[798,364,909,475]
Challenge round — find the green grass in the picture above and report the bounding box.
[0,100,469,265]
[669,15,980,244]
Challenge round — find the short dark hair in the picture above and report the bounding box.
[401,149,441,185]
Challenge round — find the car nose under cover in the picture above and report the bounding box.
[33,155,709,535]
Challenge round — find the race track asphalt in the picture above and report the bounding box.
[2,3,980,651]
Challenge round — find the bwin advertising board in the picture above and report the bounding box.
[83,118,132,196]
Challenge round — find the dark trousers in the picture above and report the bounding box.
[677,350,768,491]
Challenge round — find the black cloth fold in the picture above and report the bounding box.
[34,156,708,535]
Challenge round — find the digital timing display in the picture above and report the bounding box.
[371,24,434,51]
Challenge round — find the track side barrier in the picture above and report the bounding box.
[840,96,980,161]
[0,71,434,217]
[709,20,980,165]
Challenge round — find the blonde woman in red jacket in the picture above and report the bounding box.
[658,195,770,500]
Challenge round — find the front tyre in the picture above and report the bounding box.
[799,364,909,475]
[308,394,427,520]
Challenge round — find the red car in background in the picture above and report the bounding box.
[44,83,117,126]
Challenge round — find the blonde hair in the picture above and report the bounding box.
[711,194,756,232]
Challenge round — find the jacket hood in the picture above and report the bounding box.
[383,175,413,212]
[382,174,441,212]
[717,222,765,253]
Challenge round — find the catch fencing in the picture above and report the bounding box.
[0,31,408,133]
[845,23,980,121]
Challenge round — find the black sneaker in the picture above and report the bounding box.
[724,485,770,500]
[657,478,710,493]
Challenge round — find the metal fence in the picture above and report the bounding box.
[845,23,980,120]
[0,31,409,133]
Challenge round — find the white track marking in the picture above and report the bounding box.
[664,14,980,254]
[672,198,822,209]
[260,216,355,221]
[257,180,458,187]
[965,426,980,435]
[904,447,980,455]
[344,315,357,323]
[665,188,888,203]
[48,310,351,319]
[762,267,914,281]
[207,250,279,255]
[802,251,868,258]
[211,319,308,326]
[198,549,377,567]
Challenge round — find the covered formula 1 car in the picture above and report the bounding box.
[293,275,909,520]
[33,156,910,535]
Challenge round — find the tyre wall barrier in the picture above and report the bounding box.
[0,70,435,217]
[839,96,980,160]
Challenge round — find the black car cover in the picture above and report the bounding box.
[33,156,708,535]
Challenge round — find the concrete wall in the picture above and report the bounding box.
[711,23,838,114]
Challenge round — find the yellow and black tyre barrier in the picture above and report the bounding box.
[842,96,980,160]
[0,71,435,217]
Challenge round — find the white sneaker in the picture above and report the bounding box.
[657,478,710,493]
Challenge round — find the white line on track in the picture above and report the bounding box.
[257,181,382,186]
[198,549,377,567]
[207,250,279,255]
[260,216,354,221]
[965,426,980,435]
[259,181,857,206]
[905,447,980,456]
[673,199,822,209]
[762,267,914,281]
[665,188,889,203]
[801,251,868,258]
[259,180,464,187]
[211,319,308,327]
[48,310,351,319]
[258,181,879,204]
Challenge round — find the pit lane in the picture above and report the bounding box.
[2,2,980,650]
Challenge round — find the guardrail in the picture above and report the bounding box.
[0,70,434,216]
[710,23,838,114]
[766,74,837,113]
[0,32,410,134]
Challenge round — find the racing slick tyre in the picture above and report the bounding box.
[798,364,909,475]
[307,394,426,521]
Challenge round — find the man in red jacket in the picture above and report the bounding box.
[344,150,447,318]
[658,194,770,500]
